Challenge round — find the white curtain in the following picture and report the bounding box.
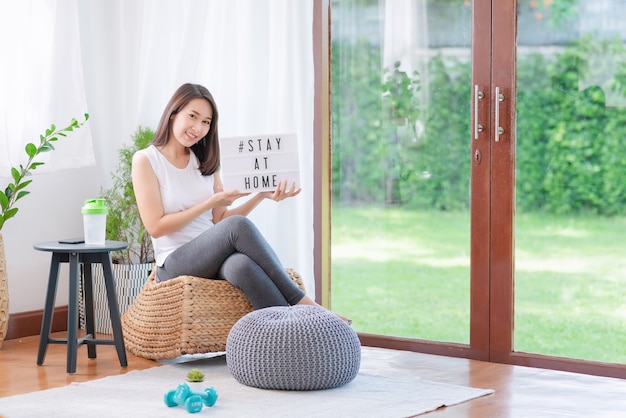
[381,0,429,113]
[2,0,316,294]
[0,0,94,174]
[382,0,428,72]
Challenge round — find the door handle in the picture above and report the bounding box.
[474,84,484,140]
[495,87,505,142]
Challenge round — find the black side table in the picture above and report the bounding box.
[34,240,129,374]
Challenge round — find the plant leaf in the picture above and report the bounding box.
[0,191,8,210]
[15,190,30,202]
[11,167,20,183]
[25,143,38,158]
[3,207,19,221]
[14,179,32,192]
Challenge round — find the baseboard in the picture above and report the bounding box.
[5,306,68,340]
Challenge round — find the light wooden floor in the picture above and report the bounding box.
[1,333,626,417]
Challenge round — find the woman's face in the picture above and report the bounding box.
[170,98,213,148]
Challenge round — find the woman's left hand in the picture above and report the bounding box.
[262,180,301,202]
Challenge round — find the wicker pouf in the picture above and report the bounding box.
[121,269,305,360]
[226,305,361,391]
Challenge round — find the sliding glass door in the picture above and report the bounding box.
[513,0,626,365]
[329,0,473,346]
[320,0,626,378]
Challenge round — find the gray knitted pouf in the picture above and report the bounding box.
[226,305,361,391]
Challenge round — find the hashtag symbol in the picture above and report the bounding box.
[238,141,244,153]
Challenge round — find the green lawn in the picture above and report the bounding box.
[331,206,626,364]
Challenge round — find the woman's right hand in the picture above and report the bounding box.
[212,189,250,207]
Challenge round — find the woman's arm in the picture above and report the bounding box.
[132,152,246,238]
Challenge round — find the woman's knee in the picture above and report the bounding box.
[220,253,258,281]
[221,214,251,229]
[222,215,260,240]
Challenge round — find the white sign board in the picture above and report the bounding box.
[220,133,300,192]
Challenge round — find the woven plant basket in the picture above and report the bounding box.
[0,234,8,349]
[121,268,304,360]
[79,262,153,334]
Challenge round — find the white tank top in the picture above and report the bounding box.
[137,145,215,266]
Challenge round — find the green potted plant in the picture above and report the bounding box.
[79,126,155,335]
[186,368,205,382]
[0,115,89,347]
[185,368,206,391]
[101,126,155,265]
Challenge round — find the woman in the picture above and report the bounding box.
[132,83,350,322]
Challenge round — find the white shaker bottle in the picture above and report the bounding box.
[81,198,108,245]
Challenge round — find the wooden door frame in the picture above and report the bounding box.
[312,0,331,308]
[470,0,493,363]
[488,0,517,364]
[313,0,488,361]
[488,0,625,379]
[314,0,626,379]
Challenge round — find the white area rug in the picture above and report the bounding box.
[0,348,493,418]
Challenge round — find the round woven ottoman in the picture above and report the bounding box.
[226,305,361,391]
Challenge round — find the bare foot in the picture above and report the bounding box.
[296,295,352,325]
[336,314,353,326]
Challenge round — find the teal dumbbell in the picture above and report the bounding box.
[164,382,218,413]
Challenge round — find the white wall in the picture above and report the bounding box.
[2,1,138,313]
[3,168,102,312]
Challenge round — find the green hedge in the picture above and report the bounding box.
[331,34,626,215]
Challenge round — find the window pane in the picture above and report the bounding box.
[515,0,626,363]
[330,0,472,343]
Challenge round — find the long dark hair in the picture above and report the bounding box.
[151,83,220,175]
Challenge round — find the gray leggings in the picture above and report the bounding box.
[156,215,305,309]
